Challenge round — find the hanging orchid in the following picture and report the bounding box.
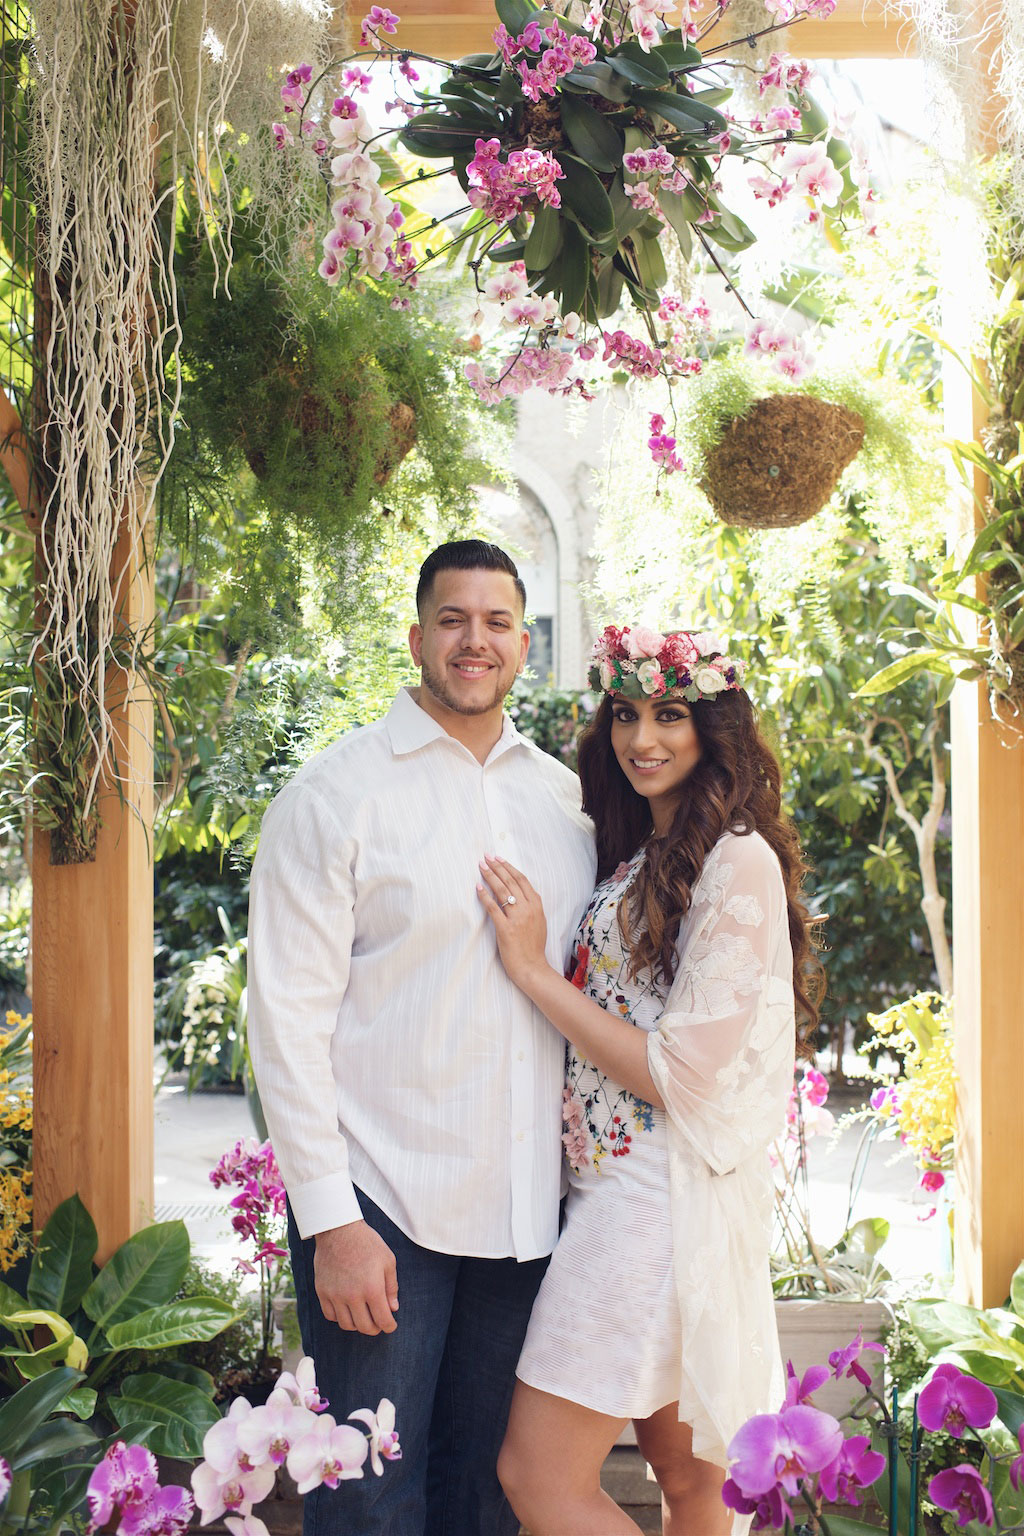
[273,0,873,470]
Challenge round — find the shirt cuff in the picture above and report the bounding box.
[287,1170,363,1239]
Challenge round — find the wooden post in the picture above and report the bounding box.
[948,0,1024,1308]
[31,507,154,1262]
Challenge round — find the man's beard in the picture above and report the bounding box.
[420,657,510,716]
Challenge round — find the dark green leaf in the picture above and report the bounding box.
[12,1418,98,1471]
[554,153,614,236]
[594,257,624,318]
[656,189,693,260]
[608,39,669,86]
[0,1367,83,1465]
[399,115,484,158]
[28,1195,97,1317]
[487,240,528,262]
[994,1386,1024,1436]
[81,1221,190,1331]
[524,205,564,271]
[563,64,631,103]
[154,1359,217,1395]
[107,1374,221,1460]
[630,86,726,136]
[494,0,539,34]
[559,95,622,171]
[554,220,590,315]
[652,41,701,70]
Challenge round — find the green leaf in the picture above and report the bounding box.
[0,1278,27,1331]
[107,1373,221,1459]
[28,1195,98,1317]
[494,0,538,32]
[487,239,527,262]
[0,1366,83,1466]
[993,1386,1024,1436]
[701,205,757,252]
[594,256,624,318]
[81,1221,190,1332]
[653,41,701,70]
[656,188,693,260]
[105,1298,239,1353]
[625,232,666,293]
[154,1359,216,1395]
[524,204,564,271]
[12,1417,98,1471]
[854,652,951,698]
[905,1298,984,1352]
[563,63,631,103]
[824,1519,886,1536]
[1011,1260,1024,1320]
[399,115,484,158]
[554,219,590,315]
[608,39,670,86]
[630,86,726,137]
[559,95,622,172]
[58,1387,98,1420]
[554,153,614,236]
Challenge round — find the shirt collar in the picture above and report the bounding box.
[385,686,537,764]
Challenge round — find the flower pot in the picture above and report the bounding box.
[273,1294,303,1376]
[774,1296,890,1417]
[701,393,865,529]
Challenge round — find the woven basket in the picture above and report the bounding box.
[701,393,865,529]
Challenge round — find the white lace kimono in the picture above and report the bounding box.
[646,829,793,1469]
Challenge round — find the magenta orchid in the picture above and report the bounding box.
[828,1328,885,1393]
[816,1433,886,1506]
[1009,1423,1024,1491]
[720,1475,793,1530]
[928,1464,996,1528]
[726,1404,843,1498]
[86,1443,194,1536]
[0,1456,10,1506]
[783,1359,830,1407]
[211,1137,289,1368]
[917,1362,998,1439]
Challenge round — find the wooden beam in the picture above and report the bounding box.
[31,509,154,1263]
[386,0,907,59]
[949,0,1022,1308]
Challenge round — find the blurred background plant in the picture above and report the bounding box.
[0,1009,31,1276]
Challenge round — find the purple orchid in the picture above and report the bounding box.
[928,1464,995,1527]
[0,1456,10,1505]
[782,1359,830,1407]
[1009,1424,1024,1491]
[828,1329,885,1391]
[721,1476,792,1530]
[87,1443,159,1530]
[121,1485,195,1536]
[817,1434,887,1506]
[727,1404,843,1497]
[918,1363,997,1438]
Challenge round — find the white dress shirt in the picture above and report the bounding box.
[247,687,597,1257]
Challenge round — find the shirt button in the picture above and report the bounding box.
[516,1131,525,1142]
[517,1050,525,1062]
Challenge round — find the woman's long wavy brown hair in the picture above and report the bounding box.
[576,689,823,1055]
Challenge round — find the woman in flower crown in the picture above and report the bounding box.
[476,624,822,1536]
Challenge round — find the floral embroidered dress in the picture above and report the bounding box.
[517,829,794,1481]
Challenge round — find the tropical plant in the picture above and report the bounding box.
[0,1195,239,1458]
[209,1139,289,1375]
[158,910,248,1094]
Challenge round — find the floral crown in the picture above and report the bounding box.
[588,625,745,702]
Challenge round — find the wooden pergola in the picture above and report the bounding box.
[11,0,1022,1305]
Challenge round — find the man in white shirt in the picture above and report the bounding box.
[247,540,596,1536]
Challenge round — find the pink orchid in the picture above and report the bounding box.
[236,1389,311,1467]
[928,1465,995,1527]
[782,1359,830,1407]
[287,1417,370,1492]
[190,1461,276,1525]
[828,1330,885,1392]
[727,1404,843,1497]
[817,1435,886,1507]
[277,1356,330,1413]
[87,1443,159,1531]
[348,1399,402,1476]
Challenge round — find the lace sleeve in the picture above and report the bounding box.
[647,832,795,1178]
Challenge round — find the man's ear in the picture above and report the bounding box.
[517,624,530,675]
[409,622,423,666]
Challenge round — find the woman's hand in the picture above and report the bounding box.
[477,855,550,991]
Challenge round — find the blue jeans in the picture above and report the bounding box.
[288,1191,548,1536]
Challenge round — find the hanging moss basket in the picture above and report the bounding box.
[701,394,866,529]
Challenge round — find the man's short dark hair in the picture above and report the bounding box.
[416,539,527,618]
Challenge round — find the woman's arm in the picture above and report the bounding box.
[477,855,665,1107]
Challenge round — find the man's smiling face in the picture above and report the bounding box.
[409,567,529,719]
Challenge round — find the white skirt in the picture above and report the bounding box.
[516,1138,681,1421]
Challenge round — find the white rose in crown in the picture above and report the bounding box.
[636,658,665,693]
[694,666,727,694]
[625,626,667,660]
[599,659,616,690]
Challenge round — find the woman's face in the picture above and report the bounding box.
[609,693,702,833]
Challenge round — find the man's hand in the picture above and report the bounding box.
[313,1220,399,1335]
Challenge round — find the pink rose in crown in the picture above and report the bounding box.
[661,632,700,670]
[625,626,667,660]
[636,659,666,695]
